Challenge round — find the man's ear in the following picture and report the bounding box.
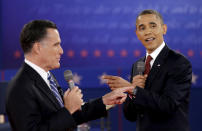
[162,24,167,35]
[135,28,140,40]
[32,42,41,54]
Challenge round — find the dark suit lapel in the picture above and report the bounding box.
[23,63,62,109]
[146,45,170,88]
[35,79,62,109]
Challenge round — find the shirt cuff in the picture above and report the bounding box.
[128,87,138,99]
[106,104,116,110]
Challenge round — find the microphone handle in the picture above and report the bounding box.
[68,80,75,90]
[68,80,85,106]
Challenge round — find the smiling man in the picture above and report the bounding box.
[135,10,167,54]
[103,9,192,131]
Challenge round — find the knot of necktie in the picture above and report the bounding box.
[47,73,57,87]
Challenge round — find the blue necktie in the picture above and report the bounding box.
[47,73,64,107]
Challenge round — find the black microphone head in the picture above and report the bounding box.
[137,61,145,75]
[64,70,73,82]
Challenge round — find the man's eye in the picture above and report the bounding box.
[151,24,156,28]
[54,43,60,46]
[139,27,145,31]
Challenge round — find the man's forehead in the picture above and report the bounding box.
[40,28,61,44]
[46,28,58,35]
[136,14,160,25]
[43,28,59,39]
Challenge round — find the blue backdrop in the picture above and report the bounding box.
[0,0,202,130]
[0,0,201,88]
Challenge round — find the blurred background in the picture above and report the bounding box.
[0,0,202,130]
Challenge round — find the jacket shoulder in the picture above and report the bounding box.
[167,49,191,65]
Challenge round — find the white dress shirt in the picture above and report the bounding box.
[25,59,51,88]
[145,41,165,68]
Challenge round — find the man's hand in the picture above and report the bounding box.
[102,75,132,90]
[63,86,83,114]
[102,86,134,105]
[132,74,147,89]
[102,74,148,94]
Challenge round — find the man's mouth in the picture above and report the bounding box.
[145,37,155,42]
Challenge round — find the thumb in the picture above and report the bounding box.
[144,74,148,78]
[119,95,127,104]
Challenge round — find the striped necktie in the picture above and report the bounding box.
[47,73,64,107]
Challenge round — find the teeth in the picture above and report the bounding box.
[146,38,154,41]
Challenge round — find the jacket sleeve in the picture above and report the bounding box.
[72,98,108,125]
[123,63,138,121]
[123,96,138,121]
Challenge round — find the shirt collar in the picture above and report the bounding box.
[25,59,50,86]
[146,41,165,61]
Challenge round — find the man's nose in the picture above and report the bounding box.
[59,45,64,55]
[144,27,152,36]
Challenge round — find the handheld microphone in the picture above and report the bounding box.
[64,70,75,90]
[64,70,85,107]
[137,61,145,75]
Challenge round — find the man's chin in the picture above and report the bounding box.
[52,64,60,70]
[56,64,60,68]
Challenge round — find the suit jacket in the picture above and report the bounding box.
[123,45,192,131]
[6,63,107,131]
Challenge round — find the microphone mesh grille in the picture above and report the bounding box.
[64,70,73,81]
[137,61,145,73]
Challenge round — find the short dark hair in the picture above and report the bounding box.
[136,9,164,25]
[20,20,57,53]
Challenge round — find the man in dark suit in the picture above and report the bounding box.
[6,20,133,131]
[103,9,192,131]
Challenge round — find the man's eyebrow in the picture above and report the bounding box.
[149,22,156,25]
[54,42,60,45]
[137,24,144,27]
